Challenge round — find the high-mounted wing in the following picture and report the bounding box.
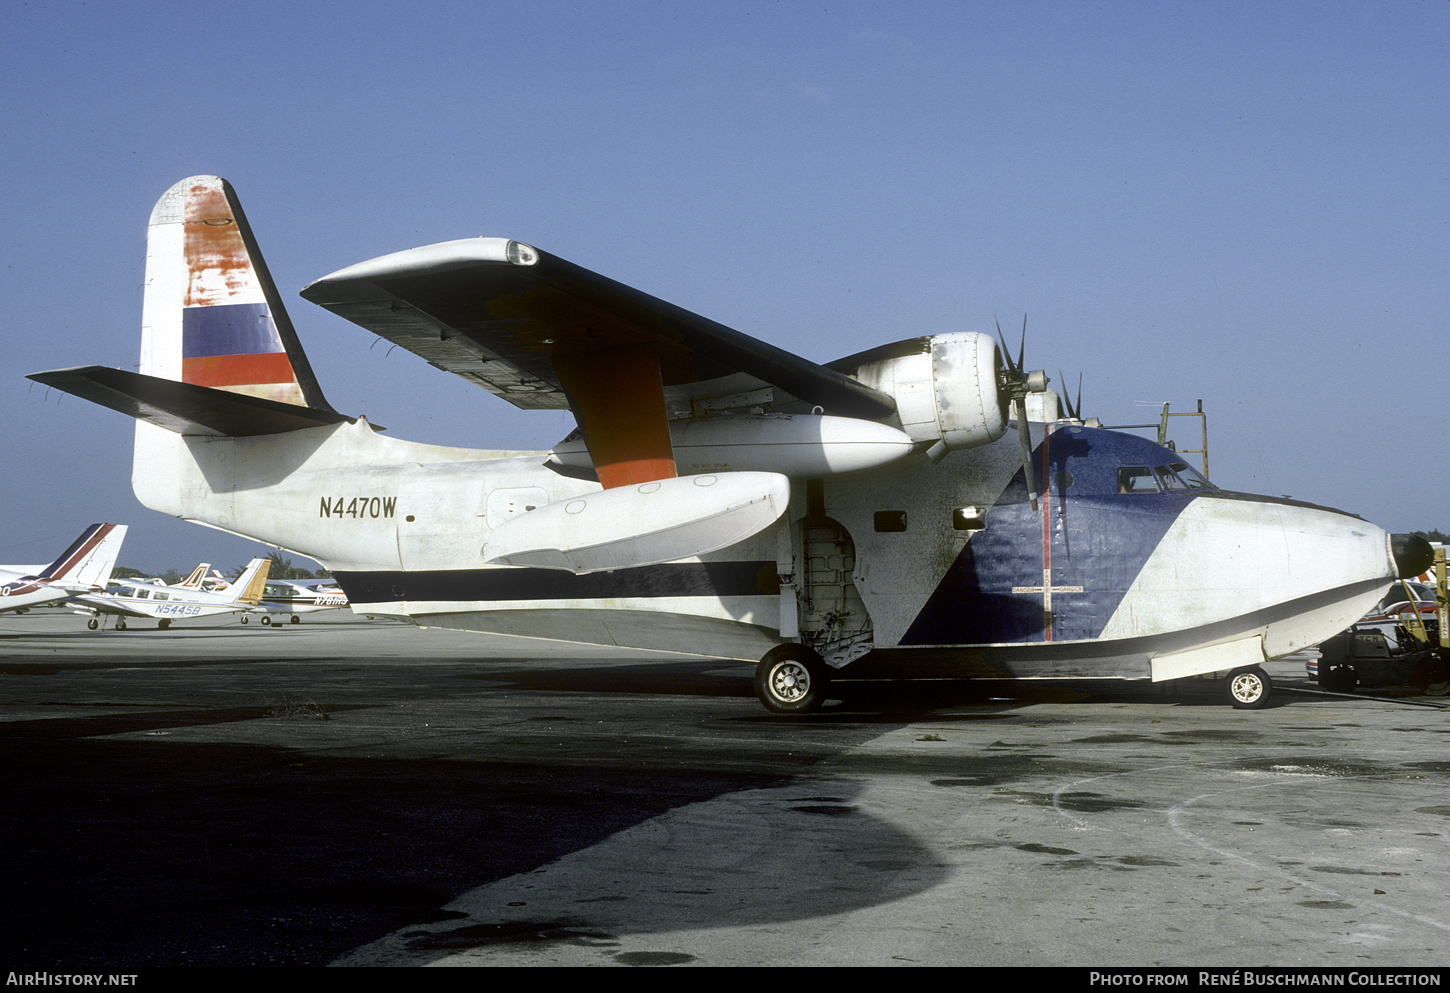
[301,239,897,491]
[300,238,895,419]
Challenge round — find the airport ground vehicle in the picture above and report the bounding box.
[1313,550,1449,694]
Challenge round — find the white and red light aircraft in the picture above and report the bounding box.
[29,177,1431,710]
[0,524,128,615]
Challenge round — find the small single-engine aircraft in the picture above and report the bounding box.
[29,177,1433,709]
[0,523,128,614]
[250,578,349,625]
[69,556,270,630]
[171,562,218,589]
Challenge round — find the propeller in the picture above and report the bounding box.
[996,316,1050,512]
[1058,370,1083,422]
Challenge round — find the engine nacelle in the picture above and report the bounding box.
[846,332,1008,455]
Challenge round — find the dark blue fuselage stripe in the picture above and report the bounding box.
[334,561,780,605]
[903,427,1197,646]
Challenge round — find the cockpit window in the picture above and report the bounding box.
[1117,466,1159,493]
[1167,461,1213,489]
[1155,466,1189,491]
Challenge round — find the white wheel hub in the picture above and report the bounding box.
[770,661,812,703]
[1230,671,1264,703]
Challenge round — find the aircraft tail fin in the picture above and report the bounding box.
[175,563,211,589]
[37,524,128,590]
[30,176,350,438]
[143,176,333,411]
[226,558,272,606]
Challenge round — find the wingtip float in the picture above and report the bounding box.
[27,175,1414,713]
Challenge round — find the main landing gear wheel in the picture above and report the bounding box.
[1225,666,1271,709]
[1411,653,1449,693]
[1319,665,1358,694]
[754,645,829,714]
[158,619,170,630]
[290,615,301,624]
[115,618,127,631]
[261,615,272,625]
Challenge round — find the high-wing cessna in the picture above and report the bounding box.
[69,556,270,630]
[0,523,128,614]
[250,578,349,625]
[29,176,1432,709]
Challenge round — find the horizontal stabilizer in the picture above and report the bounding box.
[485,472,789,574]
[28,366,352,437]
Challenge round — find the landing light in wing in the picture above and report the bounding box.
[506,241,538,266]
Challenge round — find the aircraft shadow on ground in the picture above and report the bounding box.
[0,701,941,967]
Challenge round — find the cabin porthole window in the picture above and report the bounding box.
[873,511,908,533]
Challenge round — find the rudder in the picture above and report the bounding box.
[38,523,128,589]
[142,176,332,411]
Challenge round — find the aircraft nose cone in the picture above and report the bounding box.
[1391,533,1434,579]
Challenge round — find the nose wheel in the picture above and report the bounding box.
[1225,666,1271,709]
[755,645,829,714]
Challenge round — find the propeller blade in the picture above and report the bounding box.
[1057,370,1083,421]
[1014,397,1037,512]
[995,318,1016,374]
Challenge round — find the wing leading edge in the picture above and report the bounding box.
[299,238,897,421]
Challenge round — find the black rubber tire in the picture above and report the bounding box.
[1410,654,1449,692]
[1319,665,1358,694]
[755,645,829,714]
[1225,666,1271,709]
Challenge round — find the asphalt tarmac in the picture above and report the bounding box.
[2,609,1448,969]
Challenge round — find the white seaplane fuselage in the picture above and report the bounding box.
[134,411,1398,681]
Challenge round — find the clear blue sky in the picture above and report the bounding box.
[2,1,1447,574]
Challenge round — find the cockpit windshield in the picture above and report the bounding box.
[1167,461,1213,489]
[1119,461,1215,494]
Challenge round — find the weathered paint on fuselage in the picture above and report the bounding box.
[131,415,1397,676]
[831,424,1393,679]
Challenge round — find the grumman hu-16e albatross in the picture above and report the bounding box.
[69,557,270,630]
[0,524,128,614]
[29,177,1433,711]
